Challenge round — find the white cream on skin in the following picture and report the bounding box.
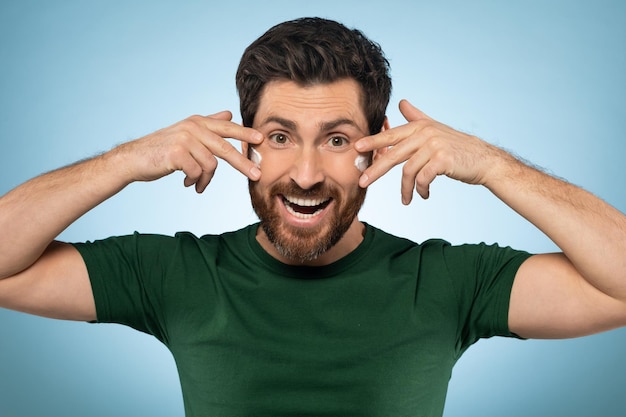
[354,154,368,172]
[250,147,262,168]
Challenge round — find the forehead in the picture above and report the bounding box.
[253,79,368,133]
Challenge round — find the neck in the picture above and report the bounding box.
[256,218,365,266]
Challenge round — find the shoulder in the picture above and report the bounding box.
[73,226,253,263]
[365,223,454,259]
[365,224,530,272]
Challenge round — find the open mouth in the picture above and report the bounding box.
[281,195,332,219]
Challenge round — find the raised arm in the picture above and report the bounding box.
[355,100,626,339]
[0,111,263,321]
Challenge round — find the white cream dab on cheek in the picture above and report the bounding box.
[354,154,368,172]
[250,147,262,167]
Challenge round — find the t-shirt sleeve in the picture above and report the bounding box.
[72,233,182,342]
[425,240,532,353]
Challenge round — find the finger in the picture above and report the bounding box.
[358,139,416,188]
[183,116,263,181]
[199,116,264,146]
[415,160,442,200]
[179,151,207,188]
[207,110,233,121]
[165,130,219,193]
[400,150,432,204]
[204,136,261,181]
[398,99,432,123]
[358,122,435,188]
[193,162,217,194]
[188,149,219,193]
[201,119,264,180]
[354,123,414,153]
[354,101,429,154]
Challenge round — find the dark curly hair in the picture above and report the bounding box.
[236,17,392,135]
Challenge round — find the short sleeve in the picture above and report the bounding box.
[422,240,532,354]
[72,233,180,342]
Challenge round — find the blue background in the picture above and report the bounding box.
[1,1,625,415]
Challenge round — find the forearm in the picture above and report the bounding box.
[0,150,131,278]
[485,152,626,300]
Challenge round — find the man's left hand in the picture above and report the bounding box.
[355,100,505,204]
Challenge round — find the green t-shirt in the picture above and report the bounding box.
[73,223,531,417]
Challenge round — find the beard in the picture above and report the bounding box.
[249,180,367,263]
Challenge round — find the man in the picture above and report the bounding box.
[0,17,625,416]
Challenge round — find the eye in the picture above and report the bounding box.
[268,133,290,146]
[328,136,348,147]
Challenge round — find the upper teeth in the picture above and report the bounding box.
[284,195,329,207]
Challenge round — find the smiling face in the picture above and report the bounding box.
[247,79,373,265]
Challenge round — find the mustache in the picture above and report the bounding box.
[267,181,340,200]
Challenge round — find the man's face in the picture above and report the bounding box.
[248,79,371,264]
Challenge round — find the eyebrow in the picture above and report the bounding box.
[260,116,297,131]
[259,116,365,134]
[320,118,363,133]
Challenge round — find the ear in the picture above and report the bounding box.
[241,142,249,158]
[372,116,390,162]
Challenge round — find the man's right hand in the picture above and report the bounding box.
[0,111,264,321]
[114,111,264,193]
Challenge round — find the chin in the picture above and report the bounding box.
[249,179,367,263]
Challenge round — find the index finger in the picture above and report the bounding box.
[197,117,265,180]
[354,124,409,153]
[355,125,414,187]
[200,114,265,145]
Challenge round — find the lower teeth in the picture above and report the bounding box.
[285,204,323,219]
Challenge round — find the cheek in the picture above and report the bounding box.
[325,155,363,188]
[256,151,289,186]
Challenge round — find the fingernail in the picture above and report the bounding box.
[250,166,261,179]
[252,132,263,142]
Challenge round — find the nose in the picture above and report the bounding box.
[289,148,325,190]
